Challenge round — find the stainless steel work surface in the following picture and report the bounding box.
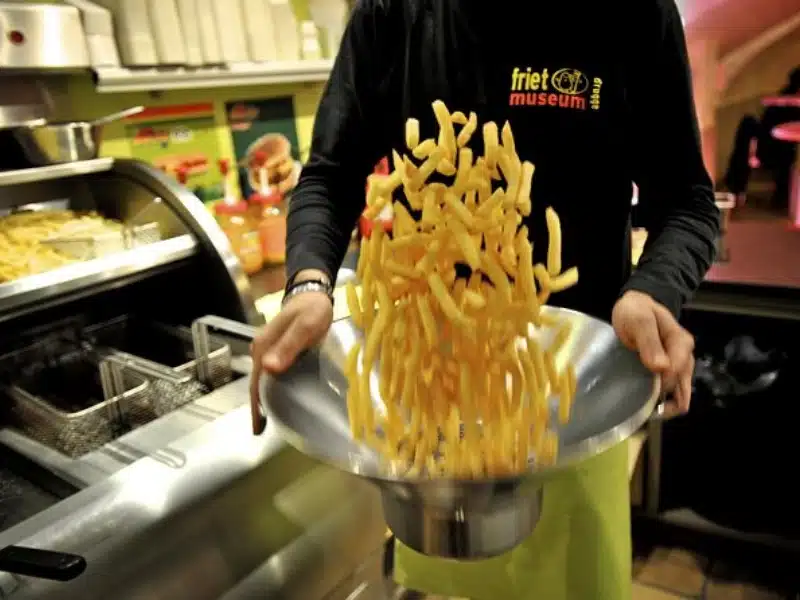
[0,405,386,600]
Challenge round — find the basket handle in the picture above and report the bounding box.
[191,316,258,385]
[103,351,192,385]
[191,316,262,433]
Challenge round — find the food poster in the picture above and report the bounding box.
[125,104,225,204]
[225,97,302,204]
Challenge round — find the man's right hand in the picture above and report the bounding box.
[249,286,334,434]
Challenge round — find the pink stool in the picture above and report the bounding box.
[762,95,800,108]
[714,192,736,263]
[771,122,800,228]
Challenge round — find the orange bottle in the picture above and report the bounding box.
[251,190,287,265]
[214,201,264,275]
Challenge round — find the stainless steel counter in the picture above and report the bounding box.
[0,152,387,597]
[0,383,386,599]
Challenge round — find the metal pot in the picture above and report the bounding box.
[261,309,664,559]
[13,106,144,165]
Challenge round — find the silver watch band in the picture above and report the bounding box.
[282,280,334,305]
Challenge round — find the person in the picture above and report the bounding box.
[724,66,800,209]
[249,0,719,598]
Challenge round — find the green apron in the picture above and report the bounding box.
[394,441,632,600]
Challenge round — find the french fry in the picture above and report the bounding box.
[346,102,580,478]
[405,118,420,149]
[545,207,562,276]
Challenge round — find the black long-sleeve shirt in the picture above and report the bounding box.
[286,0,719,321]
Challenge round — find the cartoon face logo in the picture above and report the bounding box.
[551,68,589,96]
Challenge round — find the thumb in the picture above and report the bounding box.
[631,313,670,372]
[263,317,315,373]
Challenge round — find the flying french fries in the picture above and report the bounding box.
[344,100,579,478]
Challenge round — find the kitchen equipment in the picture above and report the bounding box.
[84,316,231,385]
[147,0,187,66]
[83,316,233,414]
[175,0,203,66]
[0,147,371,600]
[269,0,300,61]
[100,350,203,421]
[64,0,121,67]
[2,340,151,457]
[195,0,223,64]
[91,0,158,66]
[13,106,144,165]
[212,0,250,63]
[261,307,661,559]
[242,0,278,62]
[0,2,90,69]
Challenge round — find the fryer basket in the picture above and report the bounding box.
[2,342,150,457]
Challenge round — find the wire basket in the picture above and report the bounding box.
[2,342,150,458]
[83,316,233,388]
[83,316,232,417]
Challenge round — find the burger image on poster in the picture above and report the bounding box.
[242,133,301,196]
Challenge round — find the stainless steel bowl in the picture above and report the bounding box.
[261,307,660,559]
[13,106,144,165]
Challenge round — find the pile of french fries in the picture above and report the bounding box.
[344,101,579,478]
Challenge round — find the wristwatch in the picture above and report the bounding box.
[282,277,334,306]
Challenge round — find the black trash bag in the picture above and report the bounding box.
[662,336,799,537]
[723,335,785,389]
[689,337,784,410]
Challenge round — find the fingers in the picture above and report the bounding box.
[613,292,696,416]
[248,293,334,435]
[249,376,267,435]
[262,293,333,373]
[263,318,315,373]
[249,309,293,435]
[674,354,694,413]
[654,305,695,413]
[629,311,670,372]
[659,354,694,419]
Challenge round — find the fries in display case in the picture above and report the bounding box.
[0,210,161,284]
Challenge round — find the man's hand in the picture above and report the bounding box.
[249,289,333,434]
[612,290,695,417]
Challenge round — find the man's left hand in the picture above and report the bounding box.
[611,290,695,417]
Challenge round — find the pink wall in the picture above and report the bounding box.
[682,0,800,183]
[684,0,799,55]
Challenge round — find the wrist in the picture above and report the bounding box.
[283,270,334,306]
[293,269,331,286]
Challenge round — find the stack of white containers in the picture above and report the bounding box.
[82,0,333,68]
[308,0,348,59]
[269,0,302,62]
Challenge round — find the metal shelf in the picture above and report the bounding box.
[93,60,333,93]
[0,159,114,188]
[0,234,197,322]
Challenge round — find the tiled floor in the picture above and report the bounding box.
[633,546,798,600]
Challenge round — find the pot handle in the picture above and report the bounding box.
[90,106,145,127]
[0,546,86,582]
